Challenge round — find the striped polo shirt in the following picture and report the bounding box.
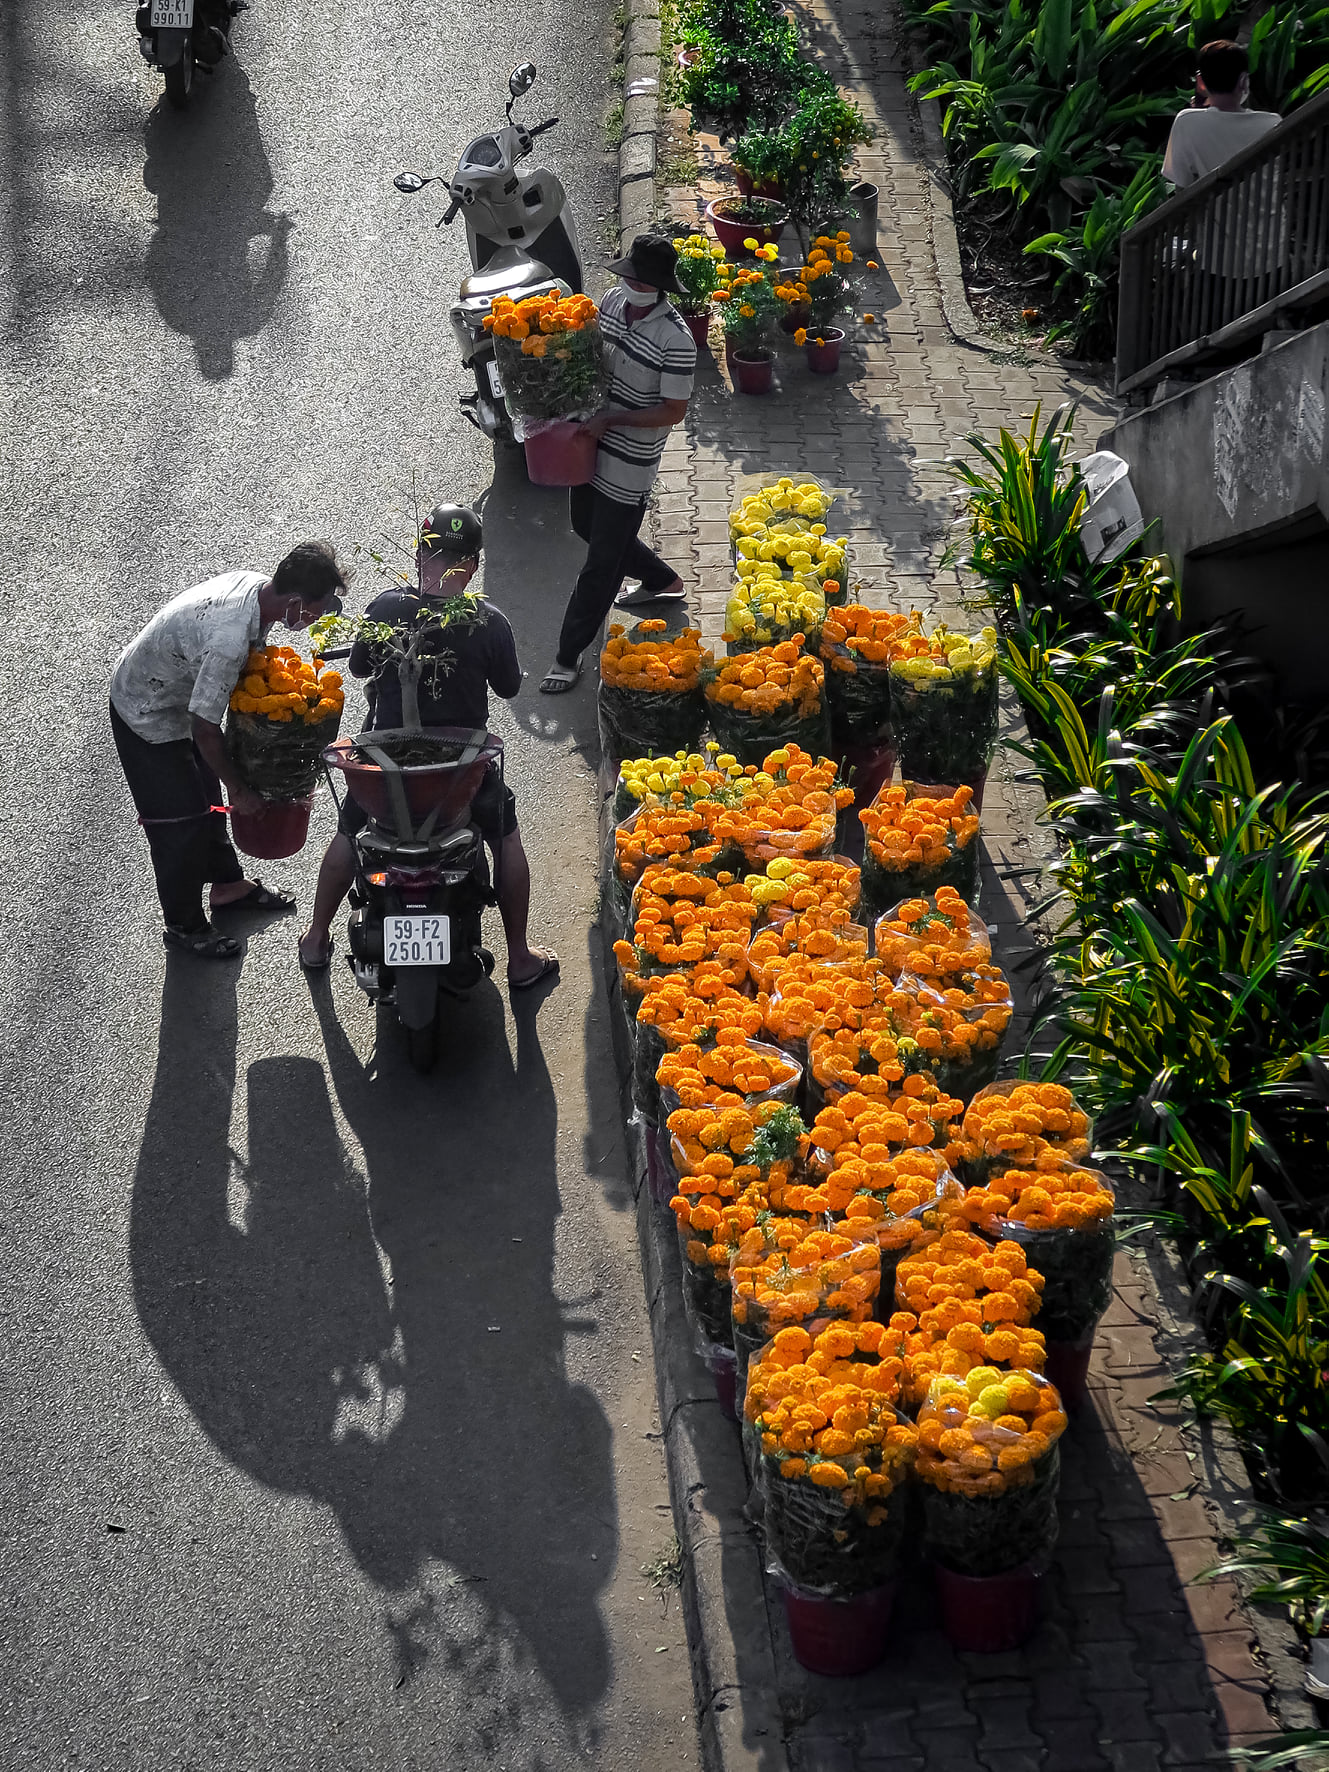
[593,289,696,504]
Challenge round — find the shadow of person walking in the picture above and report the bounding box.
[142,63,291,380]
[129,954,618,1758]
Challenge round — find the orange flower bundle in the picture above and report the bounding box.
[958,1081,1093,1180]
[809,1015,920,1101]
[635,966,764,1041]
[666,1098,805,1198]
[486,291,604,420]
[613,867,758,995]
[614,802,718,886]
[819,606,917,672]
[600,620,710,693]
[229,646,344,726]
[915,1368,1067,1495]
[811,1076,967,1166]
[483,290,597,341]
[745,853,861,918]
[859,783,980,876]
[873,887,991,979]
[656,1028,801,1111]
[960,1163,1114,1233]
[748,913,869,999]
[895,1229,1047,1401]
[670,1183,770,1346]
[708,746,852,860]
[776,1147,964,1265]
[730,1225,881,1336]
[703,638,825,718]
[757,949,891,1043]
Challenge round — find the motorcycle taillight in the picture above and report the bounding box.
[386,864,443,891]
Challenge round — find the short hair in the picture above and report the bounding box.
[1198,40,1248,95]
[270,540,348,606]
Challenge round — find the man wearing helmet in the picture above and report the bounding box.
[297,505,559,992]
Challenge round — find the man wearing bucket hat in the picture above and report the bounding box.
[540,234,697,694]
[111,542,348,961]
[298,505,559,992]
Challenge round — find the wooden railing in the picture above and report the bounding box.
[1116,91,1329,394]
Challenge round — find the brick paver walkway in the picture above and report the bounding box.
[622,0,1296,1763]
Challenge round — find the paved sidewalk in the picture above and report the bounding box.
[604,0,1310,1766]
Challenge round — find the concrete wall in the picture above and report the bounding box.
[1101,322,1329,699]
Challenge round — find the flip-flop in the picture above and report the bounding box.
[298,936,334,972]
[539,661,581,695]
[213,878,296,914]
[508,951,560,992]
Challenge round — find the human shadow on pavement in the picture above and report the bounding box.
[142,62,291,379]
[130,959,617,1746]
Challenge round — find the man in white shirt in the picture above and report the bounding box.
[111,542,346,959]
[1163,40,1280,188]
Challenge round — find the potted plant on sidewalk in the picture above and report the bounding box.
[779,90,876,248]
[705,193,790,257]
[670,232,730,349]
[786,232,857,372]
[717,258,783,394]
[731,123,793,200]
[677,0,827,141]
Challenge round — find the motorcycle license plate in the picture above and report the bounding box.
[486,359,504,399]
[384,915,451,967]
[150,0,194,24]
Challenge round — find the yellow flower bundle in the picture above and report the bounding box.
[859,783,980,874]
[724,577,826,649]
[873,887,992,979]
[916,1368,1068,1495]
[229,646,344,725]
[704,638,825,719]
[617,745,749,809]
[600,620,710,692]
[889,620,999,687]
[728,476,837,537]
[730,1224,881,1332]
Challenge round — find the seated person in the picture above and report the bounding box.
[299,504,558,991]
[1163,39,1280,188]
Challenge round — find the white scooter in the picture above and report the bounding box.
[394,63,584,443]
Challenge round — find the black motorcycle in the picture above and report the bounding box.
[135,0,241,109]
[322,724,502,1073]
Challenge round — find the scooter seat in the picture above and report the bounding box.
[458,251,563,304]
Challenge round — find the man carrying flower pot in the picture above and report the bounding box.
[540,234,697,694]
[110,542,348,960]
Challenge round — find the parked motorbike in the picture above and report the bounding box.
[135,0,240,109]
[393,63,584,442]
[321,712,503,1074]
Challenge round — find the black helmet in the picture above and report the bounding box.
[418,504,483,560]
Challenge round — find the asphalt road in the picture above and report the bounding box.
[0,3,697,1766]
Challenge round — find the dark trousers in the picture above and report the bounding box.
[557,483,678,666]
[111,702,244,931]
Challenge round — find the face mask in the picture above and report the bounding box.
[616,281,654,304]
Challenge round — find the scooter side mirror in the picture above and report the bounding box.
[508,62,537,97]
[393,171,432,194]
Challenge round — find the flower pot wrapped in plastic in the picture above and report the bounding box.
[746,854,861,926]
[730,1222,881,1393]
[781,1144,967,1299]
[598,619,710,762]
[724,575,825,656]
[889,622,999,791]
[810,1076,969,1181]
[612,743,747,825]
[227,645,346,798]
[748,910,867,1004]
[915,1369,1068,1580]
[895,1228,1048,1406]
[486,291,605,423]
[656,1031,803,1129]
[729,477,839,539]
[703,639,832,767]
[956,1080,1095,1188]
[671,1186,767,1350]
[873,887,991,980]
[959,1162,1116,1346]
[613,865,758,1002]
[859,780,981,913]
[633,964,765,1122]
[746,1319,919,1601]
[819,606,914,752]
[891,965,1015,1102]
[707,744,851,863]
[756,944,890,1050]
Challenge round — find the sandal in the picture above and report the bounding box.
[212,878,296,914]
[539,660,581,695]
[298,935,334,972]
[508,949,560,992]
[163,923,241,960]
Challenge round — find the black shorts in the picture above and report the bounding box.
[338,760,518,846]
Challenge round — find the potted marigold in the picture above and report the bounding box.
[790,233,857,375]
[483,290,605,484]
[226,646,346,857]
[888,621,1000,805]
[598,617,711,760]
[718,258,784,394]
[671,232,730,349]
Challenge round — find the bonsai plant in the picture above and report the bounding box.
[778,90,876,240]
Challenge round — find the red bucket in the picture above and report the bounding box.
[841,742,895,810]
[230,796,312,860]
[935,1561,1041,1653]
[523,419,597,486]
[782,1580,895,1676]
[1045,1336,1095,1411]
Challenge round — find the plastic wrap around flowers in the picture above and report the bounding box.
[895,1228,1047,1405]
[960,1161,1116,1344]
[889,621,1000,786]
[859,781,981,908]
[725,576,826,654]
[667,1099,806,1197]
[810,1078,968,1172]
[917,1368,1067,1493]
[633,965,765,1119]
[819,606,916,748]
[746,855,860,921]
[706,746,850,861]
[599,620,710,759]
[613,865,758,997]
[485,291,604,420]
[656,1029,802,1114]
[613,744,748,823]
[703,639,830,765]
[958,1080,1094,1185]
[874,888,991,979]
[729,477,838,536]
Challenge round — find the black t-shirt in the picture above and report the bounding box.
[349,592,521,731]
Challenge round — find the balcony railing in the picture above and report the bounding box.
[1116,90,1329,394]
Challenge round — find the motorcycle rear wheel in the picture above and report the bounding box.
[164,40,195,108]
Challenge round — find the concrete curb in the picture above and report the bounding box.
[597,765,792,1772]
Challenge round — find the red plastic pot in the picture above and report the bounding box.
[1045,1336,1095,1412]
[806,327,845,375]
[731,350,774,395]
[681,308,711,350]
[705,197,788,257]
[840,742,895,811]
[779,301,812,335]
[523,419,597,486]
[782,1580,895,1676]
[323,727,503,836]
[935,1561,1041,1653]
[230,796,312,860]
